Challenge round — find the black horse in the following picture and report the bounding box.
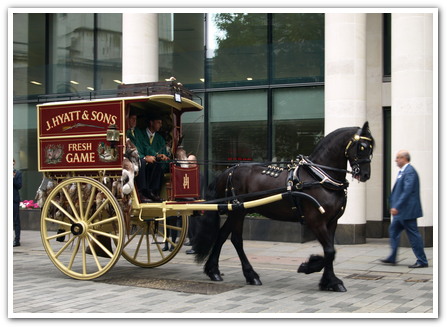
[194,122,374,292]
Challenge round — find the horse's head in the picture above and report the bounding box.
[344,122,374,182]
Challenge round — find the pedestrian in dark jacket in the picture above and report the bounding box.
[13,159,22,247]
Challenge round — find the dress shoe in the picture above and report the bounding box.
[408,262,428,268]
[380,258,396,265]
[13,241,20,247]
[148,192,163,202]
[138,193,153,203]
[186,249,196,255]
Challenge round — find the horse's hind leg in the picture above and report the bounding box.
[230,212,262,285]
[204,213,233,282]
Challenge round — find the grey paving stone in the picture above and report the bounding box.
[11,230,435,316]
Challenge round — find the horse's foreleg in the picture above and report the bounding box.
[230,213,262,285]
[299,221,346,292]
[319,222,346,292]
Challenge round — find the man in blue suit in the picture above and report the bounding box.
[381,150,428,268]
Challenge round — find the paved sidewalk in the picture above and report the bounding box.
[10,230,436,317]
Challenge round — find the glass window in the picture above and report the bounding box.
[206,13,268,88]
[208,90,268,173]
[180,93,205,165]
[96,13,122,91]
[272,87,324,162]
[13,13,46,97]
[159,13,205,89]
[49,13,95,94]
[272,13,324,84]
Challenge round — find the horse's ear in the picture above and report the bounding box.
[361,121,370,134]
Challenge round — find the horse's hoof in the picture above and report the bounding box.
[208,273,223,282]
[298,255,325,274]
[247,278,262,286]
[320,283,347,292]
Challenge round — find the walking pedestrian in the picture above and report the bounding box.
[13,159,22,247]
[380,150,428,268]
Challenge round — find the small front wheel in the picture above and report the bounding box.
[121,214,188,267]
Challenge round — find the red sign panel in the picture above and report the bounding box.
[39,136,124,171]
[38,100,125,171]
[38,100,124,138]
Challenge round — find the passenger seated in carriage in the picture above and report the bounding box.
[132,115,170,202]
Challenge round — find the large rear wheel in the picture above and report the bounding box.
[40,177,124,280]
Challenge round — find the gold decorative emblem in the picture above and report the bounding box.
[183,173,190,189]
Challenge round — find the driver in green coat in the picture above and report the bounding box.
[133,115,170,202]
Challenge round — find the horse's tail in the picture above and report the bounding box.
[194,178,221,263]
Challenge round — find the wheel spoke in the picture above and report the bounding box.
[83,185,97,220]
[62,186,81,222]
[50,199,77,224]
[44,216,72,227]
[151,227,166,258]
[82,237,87,275]
[46,230,72,241]
[124,224,144,247]
[165,224,183,232]
[54,236,76,258]
[77,182,85,220]
[89,229,120,240]
[132,228,146,260]
[87,198,111,224]
[87,232,114,258]
[145,232,150,262]
[90,216,118,228]
[86,235,103,271]
[68,237,81,270]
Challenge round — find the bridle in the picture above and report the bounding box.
[344,130,374,177]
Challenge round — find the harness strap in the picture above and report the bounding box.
[225,165,240,202]
[294,156,349,191]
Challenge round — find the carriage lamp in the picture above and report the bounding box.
[106,124,120,148]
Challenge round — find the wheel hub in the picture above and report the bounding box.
[71,222,87,236]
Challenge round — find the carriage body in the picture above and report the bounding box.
[37,82,204,280]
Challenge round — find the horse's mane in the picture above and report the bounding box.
[309,126,358,161]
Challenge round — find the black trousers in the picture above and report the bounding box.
[13,201,20,242]
[135,160,164,197]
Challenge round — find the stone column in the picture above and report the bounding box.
[325,13,367,243]
[122,13,159,83]
[391,13,434,245]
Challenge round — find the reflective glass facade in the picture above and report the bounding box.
[12,12,325,199]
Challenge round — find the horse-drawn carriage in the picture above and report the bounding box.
[37,81,375,292]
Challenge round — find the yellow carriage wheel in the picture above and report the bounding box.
[120,214,188,268]
[41,177,124,280]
